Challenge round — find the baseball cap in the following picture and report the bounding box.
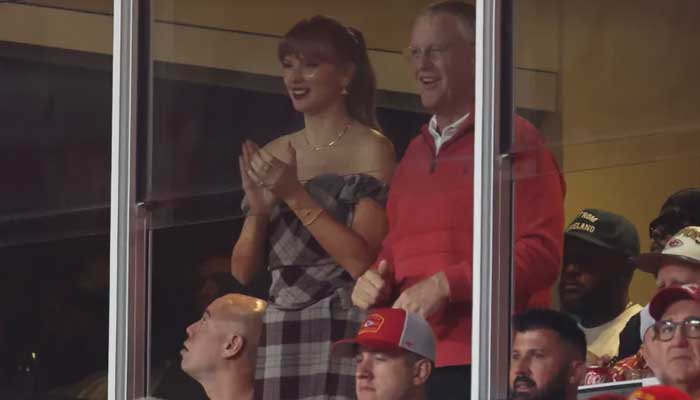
[565,209,640,258]
[637,226,700,274]
[649,283,700,320]
[332,308,436,362]
[626,385,692,400]
[651,188,700,229]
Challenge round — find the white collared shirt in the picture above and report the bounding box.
[428,112,471,155]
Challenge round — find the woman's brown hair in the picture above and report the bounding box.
[278,15,379,130]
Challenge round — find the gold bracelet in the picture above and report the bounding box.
[300,208,325,226]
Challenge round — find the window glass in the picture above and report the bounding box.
[0,1,112,398]
[512,0,700,396]
[144,2,467,399]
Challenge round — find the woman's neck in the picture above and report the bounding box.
[303,101,352,146]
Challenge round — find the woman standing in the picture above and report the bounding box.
[231,16,395,400]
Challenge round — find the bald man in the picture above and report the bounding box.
[181,293,267,400]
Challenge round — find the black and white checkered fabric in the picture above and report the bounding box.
[245,174,387,400]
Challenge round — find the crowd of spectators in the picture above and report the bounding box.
[210,0,700,398]
[13,1,696,399]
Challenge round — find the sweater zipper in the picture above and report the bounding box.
[422,133,439,174]
[427,130,472,174]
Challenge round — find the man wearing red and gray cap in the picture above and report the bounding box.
[640,283,700,399]
[333,308,435,400]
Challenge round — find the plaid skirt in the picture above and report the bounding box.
[254,286,365,400]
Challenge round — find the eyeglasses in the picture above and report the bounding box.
[403,45,451,63]
[653,317,700,341]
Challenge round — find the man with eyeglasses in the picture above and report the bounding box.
[641,283,700,399]
[611,226,700,381]
[616,189,700,360]
[351,1,565,398]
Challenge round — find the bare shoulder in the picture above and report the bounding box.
[348,125,396,183]
[261,131,301,163]
[351,126,396,161]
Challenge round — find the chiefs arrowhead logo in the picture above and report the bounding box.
[667,238,684,248]
[358,313,384,335]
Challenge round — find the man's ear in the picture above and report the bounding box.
[569,360,586,386]
[222,335,245,359]
[639,343,647,360]
[639,343,655,371]
[413,359,433,386]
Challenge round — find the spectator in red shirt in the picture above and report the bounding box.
[351,2,564,398]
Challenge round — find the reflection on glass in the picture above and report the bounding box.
[147,3,429,399]
[513,0,700,396]
[231,15,395,400]
[0,1,112,398]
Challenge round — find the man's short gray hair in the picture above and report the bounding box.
[418,1,476,39]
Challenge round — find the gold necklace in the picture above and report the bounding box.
[304,122,351,151]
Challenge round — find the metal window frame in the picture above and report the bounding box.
[108,0,149,399]
[472,0,514,399]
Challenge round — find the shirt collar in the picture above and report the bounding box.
[427,112,471,154]
[428,112,471,136]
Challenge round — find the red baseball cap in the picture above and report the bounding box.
[649,283,700,320]
[626,385,692,400]
[332,308,436,362]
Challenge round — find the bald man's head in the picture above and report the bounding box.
[181,294,267,379]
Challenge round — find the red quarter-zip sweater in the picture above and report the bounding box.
[376,113,565,367]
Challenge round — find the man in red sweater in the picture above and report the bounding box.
[351,1,565,398]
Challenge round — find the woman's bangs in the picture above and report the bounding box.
[278,32,338,64]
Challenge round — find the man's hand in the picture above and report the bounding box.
[352,260,393,309]
[392,271,450,319]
